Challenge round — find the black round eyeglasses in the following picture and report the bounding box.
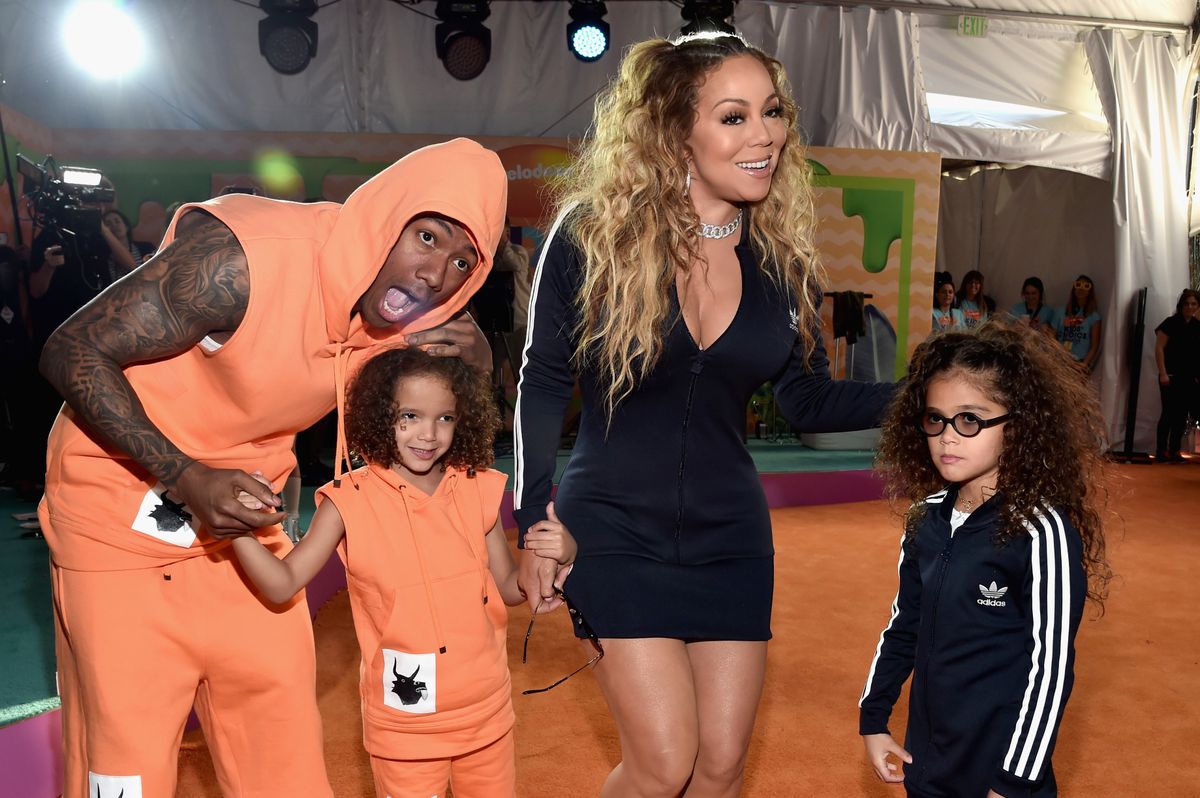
[917,411,1011,438]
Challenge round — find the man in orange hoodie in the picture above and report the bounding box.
[37,138,508,798]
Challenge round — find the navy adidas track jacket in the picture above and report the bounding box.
[859,489,1085,798]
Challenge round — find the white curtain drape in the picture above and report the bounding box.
[920,17,1113,178]
[937,166,1115,312]
[739,4,929,151]
[1084,29,1191,451]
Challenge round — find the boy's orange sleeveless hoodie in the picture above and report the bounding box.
[40,138,508,571]
[319,464,511,759]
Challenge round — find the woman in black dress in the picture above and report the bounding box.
[1154,288,1200,461]
[514,34,893,796]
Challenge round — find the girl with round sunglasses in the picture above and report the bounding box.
[860,320,1110,798]
[1057,274,1102,371]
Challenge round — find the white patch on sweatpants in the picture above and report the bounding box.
[382,649,436,714]
[89,772,143,798]
[129,483,197,547]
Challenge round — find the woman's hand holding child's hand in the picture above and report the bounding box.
[524,501,577,565]
[863,733,911,784]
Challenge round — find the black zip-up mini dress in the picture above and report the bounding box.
[512,208,893,640]
[859,489,1085,797]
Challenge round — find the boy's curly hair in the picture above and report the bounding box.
[344,347,499,475]
[876,319,1111,604]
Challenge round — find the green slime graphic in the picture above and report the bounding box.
[807,157,915,378]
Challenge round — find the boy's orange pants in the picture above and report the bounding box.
[52,547,333,798]
[369,727,516,798]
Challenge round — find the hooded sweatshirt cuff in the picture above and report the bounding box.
[513,505,548,549]
[991,768,1036,798]
[858,709,892,736]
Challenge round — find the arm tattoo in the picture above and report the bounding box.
[40,212,250,485]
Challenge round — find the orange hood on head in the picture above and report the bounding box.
[319,138,509,347]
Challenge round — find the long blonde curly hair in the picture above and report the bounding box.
[554,34,824,418]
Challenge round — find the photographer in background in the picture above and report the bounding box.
[22,162,129,502]
[101,208,154,274]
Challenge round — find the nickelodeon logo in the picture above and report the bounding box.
[498,143,572,224]
[506,163,567,181]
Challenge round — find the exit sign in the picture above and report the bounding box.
[958,14,989,37]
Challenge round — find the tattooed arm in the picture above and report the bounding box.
[39,211,285,537]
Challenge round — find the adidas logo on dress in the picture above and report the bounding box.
[977,581,1008,607]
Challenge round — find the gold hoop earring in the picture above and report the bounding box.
[685,171,691,194]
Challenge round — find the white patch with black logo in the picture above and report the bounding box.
[89,772,142,798]
[382,649,436,714]
[130,483,198,547]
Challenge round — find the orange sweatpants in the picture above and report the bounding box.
[52,547,333,798]
[369,727,516,798]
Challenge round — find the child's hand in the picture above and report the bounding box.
[524,501,577,565]
[863,733,911,784]
[235,471,277,512]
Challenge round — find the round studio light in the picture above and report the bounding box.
[567,1,609,63]
[258,0,319,76]
[62,0,147,79]
[261,24,313,75]
[441,30,490,80]
[569,22,609,62]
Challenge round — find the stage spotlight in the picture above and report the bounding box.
[681,0,737,36]
[567,1,609,62]
[62,0,147,79]
[259,0,319,76]
[435,1,492,81]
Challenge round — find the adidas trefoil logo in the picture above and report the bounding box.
[977,581,1008,607]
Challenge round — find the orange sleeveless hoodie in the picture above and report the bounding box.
[319,464,511,759]
[40,139,508,571]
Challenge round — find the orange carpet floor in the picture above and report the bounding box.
[175,463,1200,796]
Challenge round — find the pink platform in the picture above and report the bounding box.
[2,473,881,797]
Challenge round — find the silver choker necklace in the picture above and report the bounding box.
[699,210,742,240]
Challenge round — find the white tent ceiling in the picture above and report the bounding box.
[0,1,1194,138]
[857,0,1194,28]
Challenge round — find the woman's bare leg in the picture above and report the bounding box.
[589,637,700,798]
[682,641,768,798]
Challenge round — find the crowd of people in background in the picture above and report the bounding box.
[930,269,1108,375]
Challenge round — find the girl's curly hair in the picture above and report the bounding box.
[345,347,499,475]
[875,319,1111,604]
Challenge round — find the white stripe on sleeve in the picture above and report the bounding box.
[1028,508,1073,777]
[1003,515,1045,772]
[1004,508,1073,780]
[513,202,577,511]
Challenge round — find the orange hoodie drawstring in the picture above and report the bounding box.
[398,482,449,655]
[444,477,492,605]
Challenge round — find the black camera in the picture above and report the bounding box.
[16,153,114,236]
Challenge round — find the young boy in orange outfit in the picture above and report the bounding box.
[37,138,508,797]
[233,348,575,797]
